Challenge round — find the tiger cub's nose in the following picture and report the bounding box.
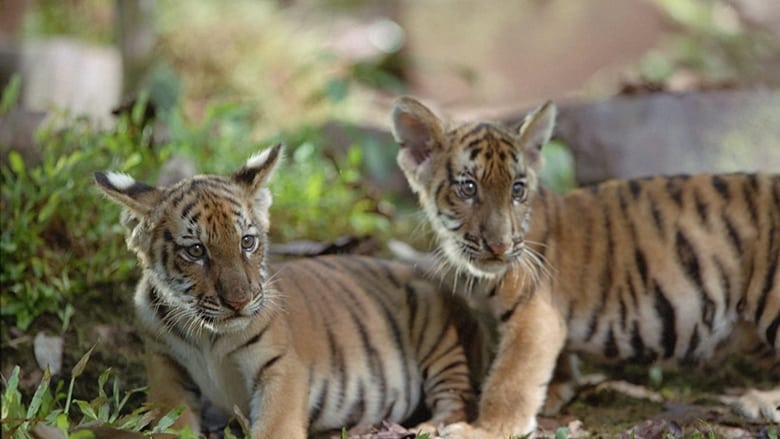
[223,297,249,311]
[487,241,510,257]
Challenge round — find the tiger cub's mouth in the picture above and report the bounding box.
[193,290,266,333]
[455,244,517,278]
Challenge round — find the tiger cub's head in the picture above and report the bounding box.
[95,144,283,333]
[391,97,556,279]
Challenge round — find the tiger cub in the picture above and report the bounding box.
[94,144,475,438]
[390,96,780,437]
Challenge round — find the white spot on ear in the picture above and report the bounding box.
[106,172,137,190]
[246,146,282,170]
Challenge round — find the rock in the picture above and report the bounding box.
[552,89,780,185]
[33,332,63,376]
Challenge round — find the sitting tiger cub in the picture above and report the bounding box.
[94,144,475,438]
[390,96,780,437]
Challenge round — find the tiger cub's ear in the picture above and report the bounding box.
[94,171,162,218]
[232,143,284,212]
[515,101,556,170]
[391,96,445,174]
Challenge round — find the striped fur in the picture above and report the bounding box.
[391,96,780,437]
[95,144,474,438]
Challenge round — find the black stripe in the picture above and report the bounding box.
[252,353,284,393]
[723,214,743,255]
[230,323,271,356]
[587,212,615,342]
[654,283,677,358]
[619,296,628,332]
[309,380,328,424]
[421,341,461,378]
[604,325,618,358]
[713,257,732,313]
[406,285,419,336]
[766,312,779,348]
[684,324,700,362]
[425,362,469,395]
[675,230,714,330]
[694,189,709,226]
[666,178,683,206]
[463,123,490,139]
[344,383,365,426]
[500,297,523,323]
[635,249,648,287]
[180,200,198,219]
[754,240,779,323]
[711,175,729,199]
[742,177,759,225]
[649,196,664,233]
[629,320,656,363]
[628,180,641,199]
[419,327,455,368]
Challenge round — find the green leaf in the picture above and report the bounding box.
[74,399,98,420]
[37,191,61,223]
[70,430,96,439]
[1,366,21,420]
[55,412,70,434]
[0,74,21,114]
[71,346,95,379]
[555,427,570,439]
[152,405,185,433]
[98,368,112,399]
[26,366,52,419]
[7,151,25,176]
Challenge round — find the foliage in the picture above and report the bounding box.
[20,0,115,44]
[1,93,160,331]
[1,77,391,332]
[0,348,191,438]
[640,0,778,85]
[539,140,575,194]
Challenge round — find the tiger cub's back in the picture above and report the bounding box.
[536,173,780,361]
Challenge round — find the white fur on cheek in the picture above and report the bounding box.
[105,172,136,190]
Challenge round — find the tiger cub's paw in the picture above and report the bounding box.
[410,421,441,437]
[440,421,537,439]
[720,388,780,423]
[542,373,607,415]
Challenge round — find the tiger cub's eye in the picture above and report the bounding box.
[241,235,258,252]
[512,181,527,201]
[185,244,206,259]
[457,180,477,199]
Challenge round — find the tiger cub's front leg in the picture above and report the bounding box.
[443,276,567,438]
[246,349,308,439]
[145,350,201,436]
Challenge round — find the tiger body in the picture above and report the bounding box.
[523,174,780,363]
[96,145,474,438]
[391,96,780,437]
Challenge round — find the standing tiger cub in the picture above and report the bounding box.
[391,96,780,437]
[94,144,475,438]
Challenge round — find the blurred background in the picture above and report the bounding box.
[1,1,780,437]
